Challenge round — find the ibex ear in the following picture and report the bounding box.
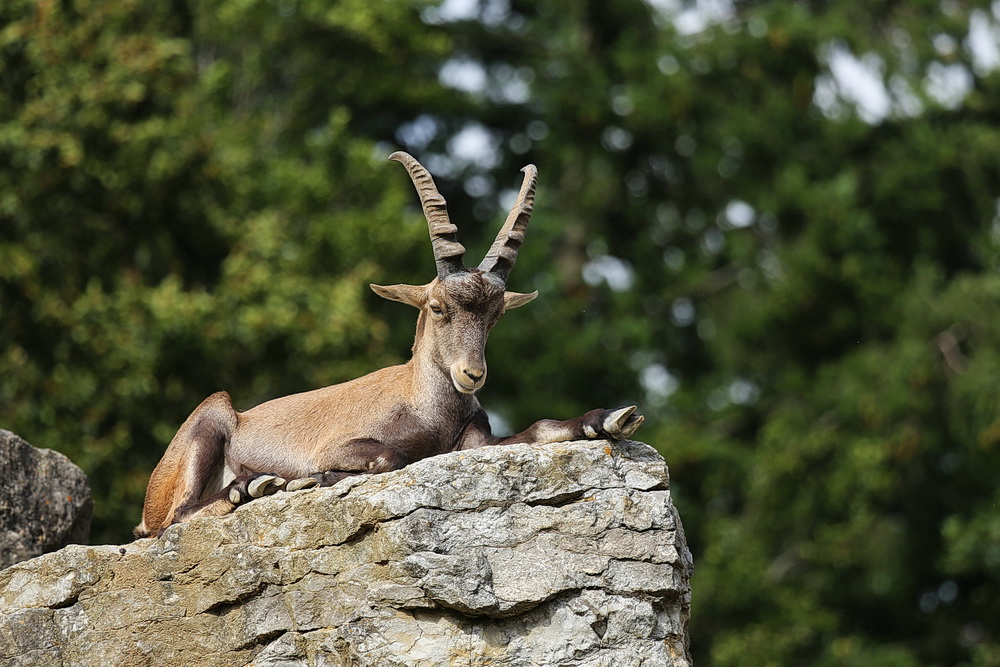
[503,290,538,310]
[370,284,427,308]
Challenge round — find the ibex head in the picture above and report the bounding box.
[371,152,539,394]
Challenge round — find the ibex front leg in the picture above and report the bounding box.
[283,438,410,492]
[459,406,645,450]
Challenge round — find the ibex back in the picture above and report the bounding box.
[135,152,643,537]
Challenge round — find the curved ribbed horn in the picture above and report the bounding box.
[389,151,466,278]
[478,164,537,283]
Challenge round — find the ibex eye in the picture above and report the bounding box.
[429,303,443,315]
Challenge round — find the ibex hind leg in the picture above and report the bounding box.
[168,472,287,531]
[135,391,239,537]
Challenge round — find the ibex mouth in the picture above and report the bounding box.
[450,367,485,394]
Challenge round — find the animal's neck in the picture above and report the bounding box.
[407,326,477,418]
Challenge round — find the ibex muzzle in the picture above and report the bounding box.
[135,152,643,538]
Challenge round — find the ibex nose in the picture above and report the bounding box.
[451,363,486,393]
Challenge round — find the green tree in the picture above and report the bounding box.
[3,1,1000,664]
[0,0,446,542]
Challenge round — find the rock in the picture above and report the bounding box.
[0,430,92,570]
[0,439,692,666]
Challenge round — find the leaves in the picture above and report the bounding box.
[3,0,1000,663]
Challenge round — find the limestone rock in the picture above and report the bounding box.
[0,439,692,666]
[0,430,92,570]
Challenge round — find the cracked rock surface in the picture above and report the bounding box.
[0,439,692,666]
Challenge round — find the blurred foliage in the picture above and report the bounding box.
[3,0,1000,663]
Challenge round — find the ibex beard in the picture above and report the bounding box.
[135,151,644,538]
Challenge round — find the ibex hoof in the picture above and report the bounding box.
[285,477,319,492]
[619,413,644,438]
[248,475,286,498]
[603,406,644,440]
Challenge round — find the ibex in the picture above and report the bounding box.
[135,152,644,537]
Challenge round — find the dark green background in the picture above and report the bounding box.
[3,1,999,663]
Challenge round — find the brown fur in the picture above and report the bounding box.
[135,156,642,537]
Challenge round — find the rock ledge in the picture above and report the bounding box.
[0,439,692,666]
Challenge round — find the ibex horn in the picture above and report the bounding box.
[478,164,537,283]
[389,151,467,279]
